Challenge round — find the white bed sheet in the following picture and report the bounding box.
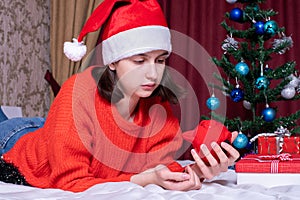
[1,170,299,200]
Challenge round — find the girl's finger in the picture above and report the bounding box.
[200,144,218,168]
[191,149,214,179]
[221,142,240,164]
[210,142,229,171]
[230,131,239,143]
[155,165,191,182]
[185,165,202,190]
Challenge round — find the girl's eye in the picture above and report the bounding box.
[133,59,145,64]
[156,58,166,64]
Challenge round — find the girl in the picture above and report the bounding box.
[0,0,239,192]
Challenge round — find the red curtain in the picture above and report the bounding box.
[158,0,300,131]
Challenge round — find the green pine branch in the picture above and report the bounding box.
[208,0,300,143]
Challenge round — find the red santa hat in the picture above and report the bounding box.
[63,0,172,65]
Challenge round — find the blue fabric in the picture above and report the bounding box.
[0,117,45,155]
[0,107,8,123]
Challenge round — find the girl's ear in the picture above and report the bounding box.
[108,63,116,71]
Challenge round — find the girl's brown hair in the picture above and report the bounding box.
[92,66,185,104]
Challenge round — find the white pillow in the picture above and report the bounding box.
[0,106,23,118]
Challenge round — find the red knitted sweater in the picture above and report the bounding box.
[3,67,184,192]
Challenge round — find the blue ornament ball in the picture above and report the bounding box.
[262,107,276,122]
[230,88,244,102]
[206,96,220,110]
[254,21,265,35]
[233,133,249,149]
[264,20,278,36]
[255,76,270,90]
[229,8,244,22]
[235,62,249,75]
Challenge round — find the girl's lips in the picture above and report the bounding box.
[141,83,156,90]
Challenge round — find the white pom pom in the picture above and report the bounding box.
[63,38,87,62]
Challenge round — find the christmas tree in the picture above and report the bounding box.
[205,0,300,153]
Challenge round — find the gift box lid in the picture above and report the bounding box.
[235,153,300,173]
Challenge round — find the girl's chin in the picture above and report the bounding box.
[136,91,154,98]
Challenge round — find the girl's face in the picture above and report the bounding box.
[109,50,168,99]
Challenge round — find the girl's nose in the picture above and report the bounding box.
[145,63,158,81]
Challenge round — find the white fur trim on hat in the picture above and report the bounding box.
[102,25,171,65]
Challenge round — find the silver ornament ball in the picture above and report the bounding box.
[243,100,251,110]
[281,87,296,99]
[226,0,238,4]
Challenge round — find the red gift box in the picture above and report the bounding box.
[235,153,300,187]
[282,136,300,154]
[257,136,279,154]
[257,136,300,154]
[235,153,300,173]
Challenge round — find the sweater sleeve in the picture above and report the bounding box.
[144,100,185,172]
[45,74,134,192]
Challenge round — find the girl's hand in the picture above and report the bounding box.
[190,131,240,180]
[130,164,202,191]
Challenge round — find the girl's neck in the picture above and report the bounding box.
[115,95,139,122]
